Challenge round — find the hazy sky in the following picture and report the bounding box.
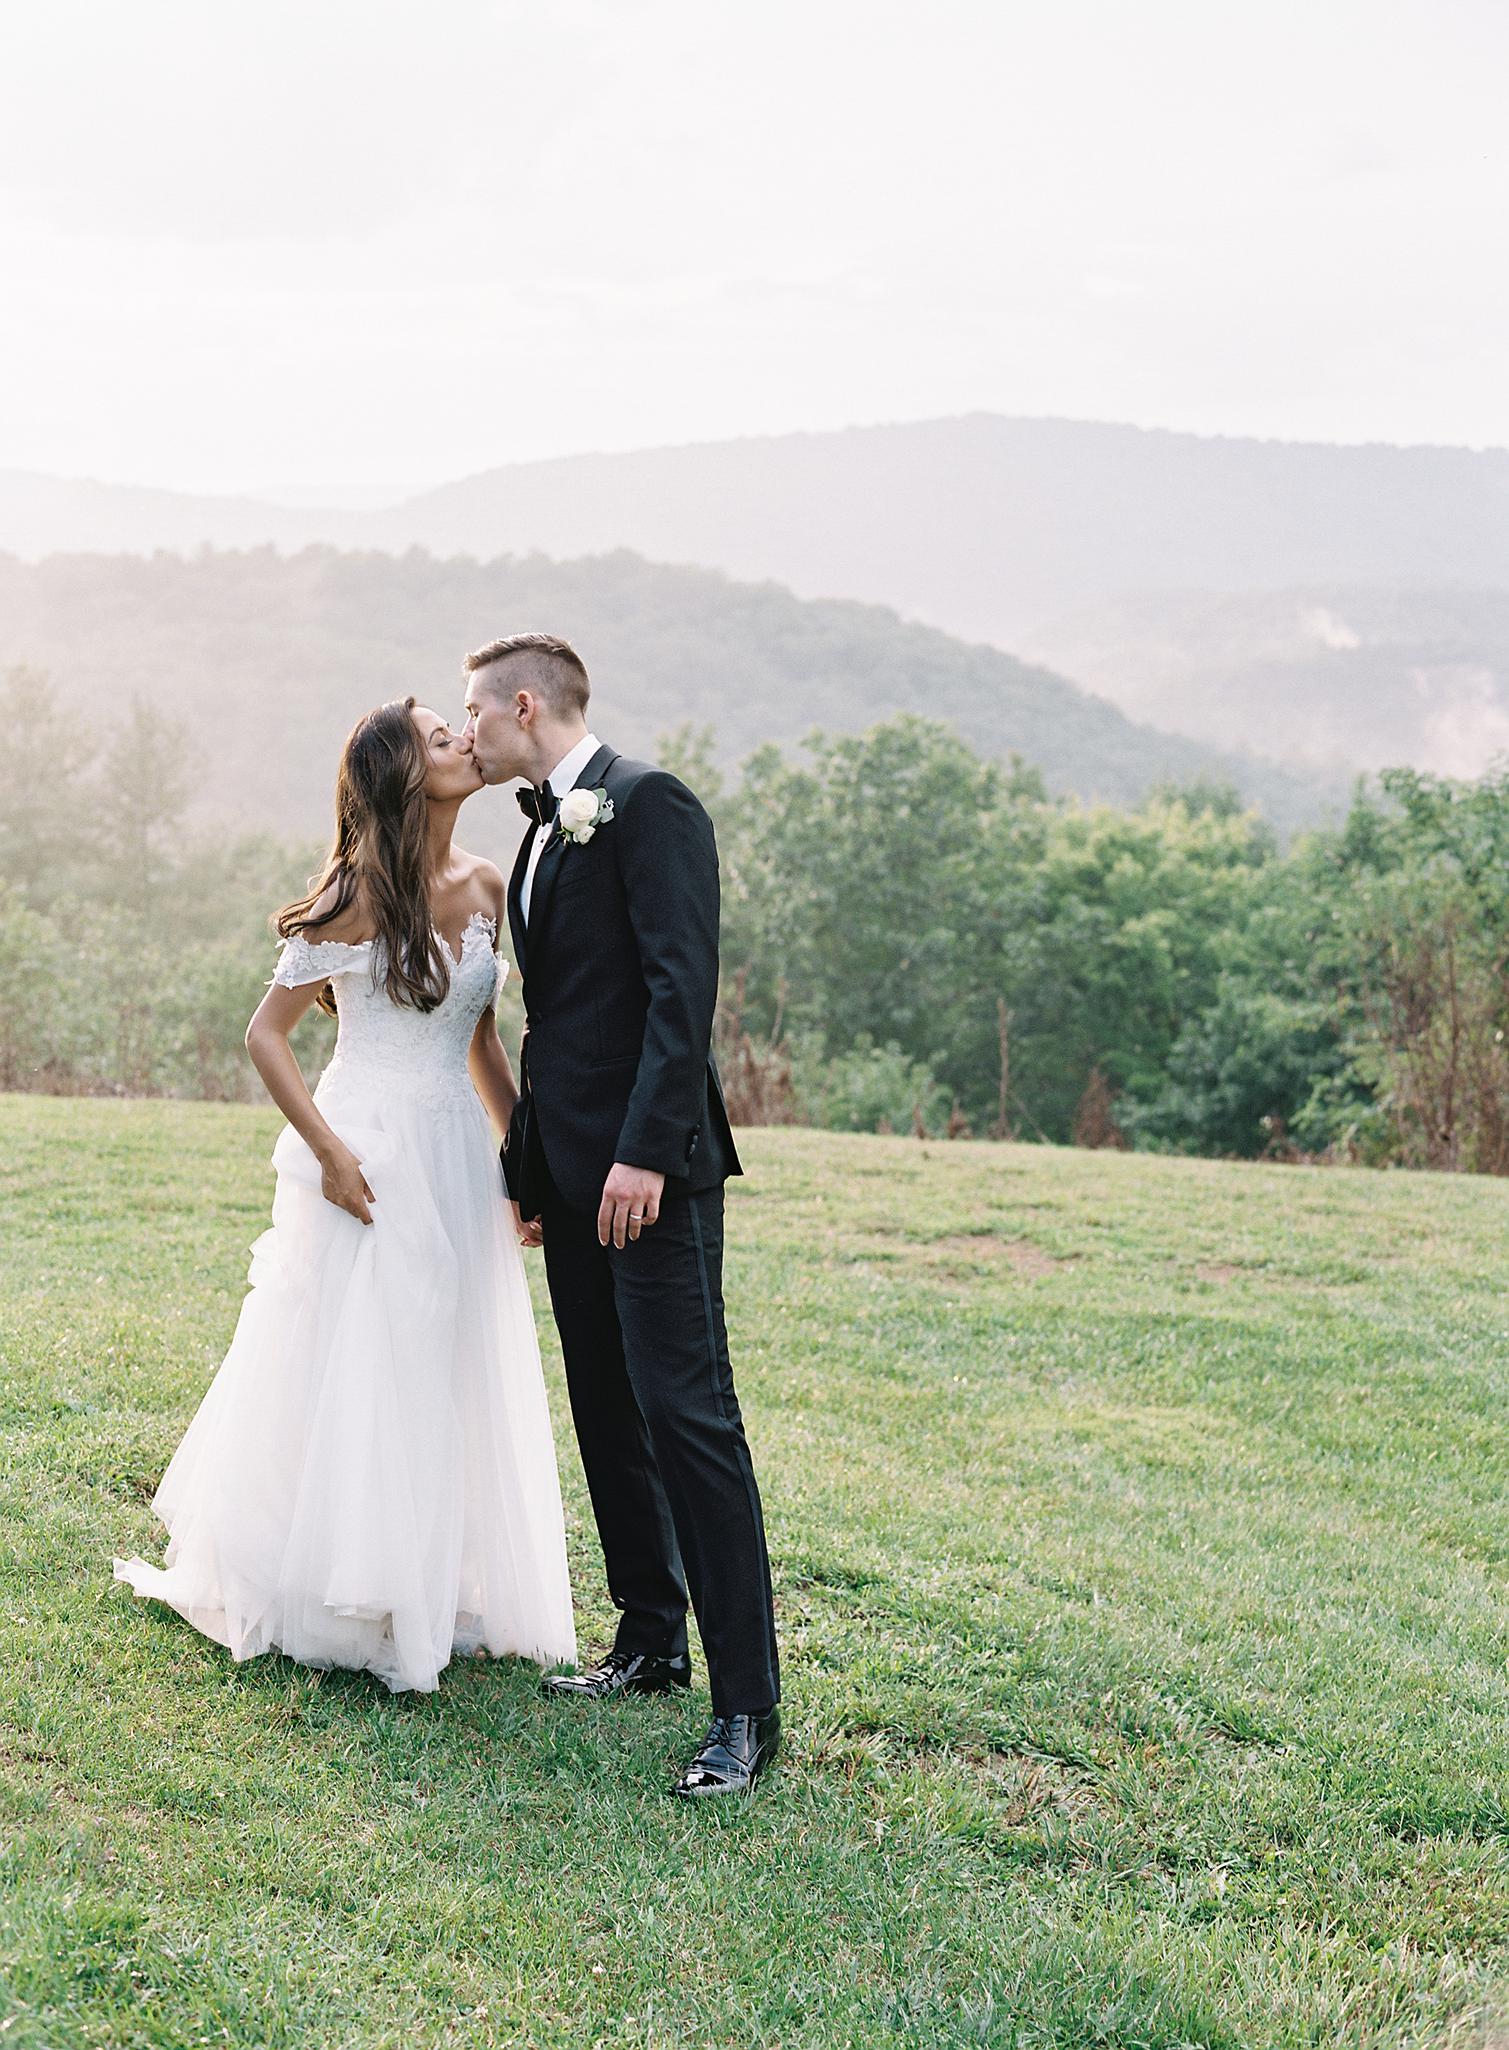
[2,0,1505,497]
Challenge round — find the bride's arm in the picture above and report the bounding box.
[467,996,519,1139]
[245,980,375,1226]
[469,1002,539,1247]
[466,869,539,1246]
[467,867,518,1141]
[471,1012,541,1246]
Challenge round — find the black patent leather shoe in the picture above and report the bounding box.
[541,1647,692,1701]
[670,1708,782,1797]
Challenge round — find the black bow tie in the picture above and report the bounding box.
[516,783,560,828]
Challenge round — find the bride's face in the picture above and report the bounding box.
[413,705,482,802]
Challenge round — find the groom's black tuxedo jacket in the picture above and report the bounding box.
[501,742,742,1218]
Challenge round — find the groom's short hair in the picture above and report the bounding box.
[464,632,591,717]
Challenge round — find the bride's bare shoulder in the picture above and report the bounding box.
[453,850,506,922]
[298,880,375,945]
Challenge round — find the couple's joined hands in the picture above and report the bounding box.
[321,1138,666,1254]
[510,1163,666,1252]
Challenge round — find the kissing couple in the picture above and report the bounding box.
[113,632,782,1800]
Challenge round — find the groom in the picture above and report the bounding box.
[460,632,781,1797]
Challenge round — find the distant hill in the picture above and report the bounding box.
[1021,587,1509,778]
[3,418,1507,647]
[0,546,1334,857]
[0,469,320,558]
[5,415,1506,784]
[368,417,1509,649]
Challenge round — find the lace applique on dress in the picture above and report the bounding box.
[271,931,377,990]
[271,911,506,1112]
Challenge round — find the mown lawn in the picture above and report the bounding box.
[7,1096,1509,2047]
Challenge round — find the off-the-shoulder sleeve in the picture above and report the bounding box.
[271,933,375,989]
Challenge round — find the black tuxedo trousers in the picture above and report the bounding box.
[540,1168,780,1715]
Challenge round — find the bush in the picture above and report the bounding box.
[1122,980,1344,1158]
[790,1034,951,1137]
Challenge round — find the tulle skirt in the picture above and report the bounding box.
[113,1070,578,1693]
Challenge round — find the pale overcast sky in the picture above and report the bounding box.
[1,0,1505,497]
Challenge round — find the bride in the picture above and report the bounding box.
[112,696,577,1692]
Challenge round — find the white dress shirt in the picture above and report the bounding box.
[521,731,602,923]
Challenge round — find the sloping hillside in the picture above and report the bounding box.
[8,417,1505,787]
[5,416,1506,653]
[0,546,1332,848]
[371,416,1509,648]
[0,469,320,559]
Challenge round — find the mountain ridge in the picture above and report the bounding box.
[0,543,1337,856]
[4,411,1506,649]
[5,414,1506,782]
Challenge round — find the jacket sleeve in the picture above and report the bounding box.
[499,1025,530,1201]
[500,1108,523,1199]
[613,771,719,1176]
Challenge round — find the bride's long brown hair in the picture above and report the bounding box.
[276,697,450,1017]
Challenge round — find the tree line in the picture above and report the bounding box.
[4,667,1508,1173]
[680,719,1509,1170]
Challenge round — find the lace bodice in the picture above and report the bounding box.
[272,910,507,1108]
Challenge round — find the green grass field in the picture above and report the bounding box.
[8,1097,1509,2047]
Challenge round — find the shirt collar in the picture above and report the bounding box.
[546,731,602,798]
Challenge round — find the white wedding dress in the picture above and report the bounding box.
[112,910,578,1693]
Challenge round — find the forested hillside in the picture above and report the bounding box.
[0,545,1332,847]
[8,417,1507,788]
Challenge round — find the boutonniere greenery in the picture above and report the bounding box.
[557,786,614,845]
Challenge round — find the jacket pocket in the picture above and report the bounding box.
[554,849,611,895]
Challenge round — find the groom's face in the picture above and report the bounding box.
[461,667,526,785]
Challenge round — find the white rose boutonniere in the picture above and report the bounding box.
[557,786,614,846]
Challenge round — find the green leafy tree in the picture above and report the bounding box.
[95,698,198,921]
[0,887,66,1089]
[0,667,94,904]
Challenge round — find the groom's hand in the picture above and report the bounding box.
[598,1164,665,1249]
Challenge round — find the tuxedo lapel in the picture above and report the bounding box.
[506,822,534,974]
[525,743,619,957]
